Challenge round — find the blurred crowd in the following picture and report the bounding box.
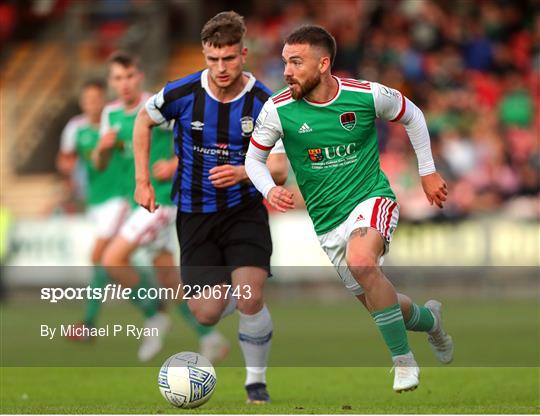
[3,0,538,221]
[244,0,539,220]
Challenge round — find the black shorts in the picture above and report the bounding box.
[177,196,272,287]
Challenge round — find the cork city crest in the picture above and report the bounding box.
[308,148,324,162]
[340,112,356,131]
[240,116,255,137]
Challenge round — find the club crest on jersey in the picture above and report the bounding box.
[340,112,356,131]
[308,148,324,162]
[240,116,255,137]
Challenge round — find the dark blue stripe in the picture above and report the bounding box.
[180,118,194,212]
[190,86,206,211]
[202,98,219,212]
[216,101,231,210]
[238,331,273,345]
[171,77,272,213]
[170,121,183,204]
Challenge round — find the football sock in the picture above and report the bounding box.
[177,302,214,336]
[238,305,272,385]
[83,265,109,326]
[130,267,160,318]
[371,303,411,357]
[405,303,435,332]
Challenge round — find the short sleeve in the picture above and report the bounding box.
[372,82,406,122]
[60,118,79,153]
[99,105,112,136]
[251,98,283,151]
[145,89,168,124]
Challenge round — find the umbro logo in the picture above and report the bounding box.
[191,121,204,131]
[298,122,312,133]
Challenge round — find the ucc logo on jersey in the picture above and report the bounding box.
[308,148,324,162]
[240,116,254,137]
[340,112,356,131]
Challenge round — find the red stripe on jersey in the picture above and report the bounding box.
[274,89,290,99]
[371,198,382,229]
[250,137,274,151]
[272,93,289,102]
[341,78,370,87]
[341,79,371,89]
[272,90,291,103]
[273,93,292,105]
[273,96,292,105]
[341,82,371,91]
[390,93,406,122]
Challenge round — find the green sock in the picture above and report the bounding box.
[405,303,435,332]
[371,303,411,357]
[178,302,214,337]
[129,267,159,318]
[83,266,109,326]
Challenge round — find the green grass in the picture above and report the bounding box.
[1,295,539,413]
[1,367,538,414]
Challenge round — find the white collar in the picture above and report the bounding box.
[201,69,256,103]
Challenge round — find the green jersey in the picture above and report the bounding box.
[251,78,407,235]
[100,94,175,206]
[60,114,124,205]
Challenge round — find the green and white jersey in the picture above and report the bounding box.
[60,114,124,206]
[251,77,407,235]
[100,93,175,207]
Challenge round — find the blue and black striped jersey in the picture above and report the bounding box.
[146,69,272,213]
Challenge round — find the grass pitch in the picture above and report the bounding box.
[1,294,539,413]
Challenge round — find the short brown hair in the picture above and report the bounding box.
[285,25,337,66]
[82,78,106,91]
[107,50,140,69]
[201,11,246,47]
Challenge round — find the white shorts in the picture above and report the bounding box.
[119,205,177,253]
[317,197,399,296]
[88,197,130,240]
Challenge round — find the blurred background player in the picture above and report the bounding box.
[95,51,228,363]
[246,25,453,393]
[133,11,288,403]
[56,79,130,339]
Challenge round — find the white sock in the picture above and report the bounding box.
[238,305,272,386]
[220,296,237,319]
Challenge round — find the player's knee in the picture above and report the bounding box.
[346,251,378,269]
[189,304,221,326]
[346,253,379,284]
[236,293,263,315]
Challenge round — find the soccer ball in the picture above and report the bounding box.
[158,352,217,409]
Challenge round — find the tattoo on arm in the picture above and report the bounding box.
[350,227,369,238]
